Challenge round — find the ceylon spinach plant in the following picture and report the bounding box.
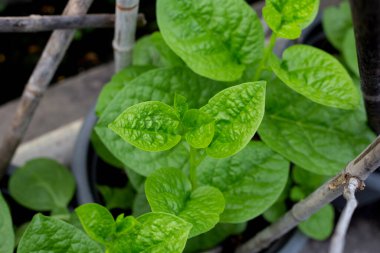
[3,0,375,252]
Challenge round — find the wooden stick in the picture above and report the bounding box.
[0,13,146,33]
[0,0,94,179]
[113,0,140,72]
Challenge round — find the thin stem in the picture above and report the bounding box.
[254,33,277,80]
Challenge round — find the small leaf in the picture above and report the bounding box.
[263,201,287,223]
[263,0,319,39]
[157,0,264,81]
[97,184,135,210]
[298,204,334,240]
[145,168,225,237]
[0,193,14,253]
[109,101,182,152]
[197,142,289,223]
[174,93,189,119]
[201,82,266,158]
[17,214,103,253]
[270,45,360,109]
[115,214,137,235]
[342,28,359,77]
[75,203,116,245]
[182,109,215,149]
[9,158,75,211]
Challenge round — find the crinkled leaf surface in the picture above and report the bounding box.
[322,2,352,50]
[298,204,334,240]
[96,67,227,176]
[133,32,184,67]
[174,93,189,119]
[263,0,319,39]
[270,45,360,109]
[108,212,192,253]
[0,193,14,253]
[201,82,266,158]
[157,0,264,81]
[182,109,215,149]
[17,214,103,253]
[9,158,75,211]
[342,28,359,77]
[109,101,182,152]
[145,168,225,237]
[258,78,374,175]
[197,142,289,223]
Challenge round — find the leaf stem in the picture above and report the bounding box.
[254,33,277,80]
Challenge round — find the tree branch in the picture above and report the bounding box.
[236,136,380,253]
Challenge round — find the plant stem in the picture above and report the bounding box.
[254,33,277,81]
[189,147,206,189]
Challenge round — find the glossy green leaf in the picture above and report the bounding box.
[342,28,359,77]
[157,0,264,81]
[0,193,14,253]
[108,212,192,253]
[298,204,334,240]
[292,166,328,193]
[9,158,75,211]
[96,67,227,176]
[133,32,184,67]
[145,168,225,237]
[91,130,123,169]
[322,2,352,50]
[17,214,103,253]
[270,45,360,109]
[182,109,215,149]
[98,184,135,210]
[76,203,115,245]
[109,101,182,152]
[258,78,375,175]
[197,142,289,223]
[174,93,189,119]
[115,214,137,236]
[263,0,319,39]
[201,82,266,158]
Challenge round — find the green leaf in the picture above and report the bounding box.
[9,158,75,211]
[342,28,360,77]
[322,2,352,50]
[0,193,14,253]
[197,142,289,223]
[263,201,287,223]
[132,186,151,216]
[91,130,124,168]
[108,212,192,253]
[145,168,225,237]
[298,204,334,240]
[115,215,137,235]
[270,45,360,109]
[182,109,215,149]
[174,93,189,119]
[201,82,266,158]
[97,185,135,210]
[17,214,103,253]
[109,101,182,152]
[14,223,29,249]
[133,32,184,67]
[96,67,227,176]
[125,167,146,190]
[292,166,328,193]
[157,0,264,81]
[263,0,319,39]
[258,78,375,175]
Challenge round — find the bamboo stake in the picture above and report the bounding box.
[0,13,146,33]
[236,136,380,253]
[0,0,94,179]
[113,0,140,72]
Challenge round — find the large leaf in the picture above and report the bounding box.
[197,142,289,223]
[0,193,14,253]
[109,101,182,152]
[157,0,264,81]
[201,82,266,158]
[298,204,334,240]
[258,78,374,175]
[9,158,75,211]
[270,45,360,109]
[263,0,319,39]
[342,28,359,77]
[95,67,227,176]
[17,214,103,253]
[145,168,225,238]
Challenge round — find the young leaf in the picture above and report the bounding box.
[298,204,334,240]
[197,142,289,223]
[258,78,375,175]
[145,168,225,237]
[157,0,264,81]
[0,193,14,253]
[75,203,116,244]
[174,93,189,119]
[270,45,360,109]
[109,101,182,152]
[201,82,266,158]
[17,214,103,253]
[342,28,360,77]
[263,0,319,39]
[9,158,75,211]
[97,184,135,210]
[182,109,215,149]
